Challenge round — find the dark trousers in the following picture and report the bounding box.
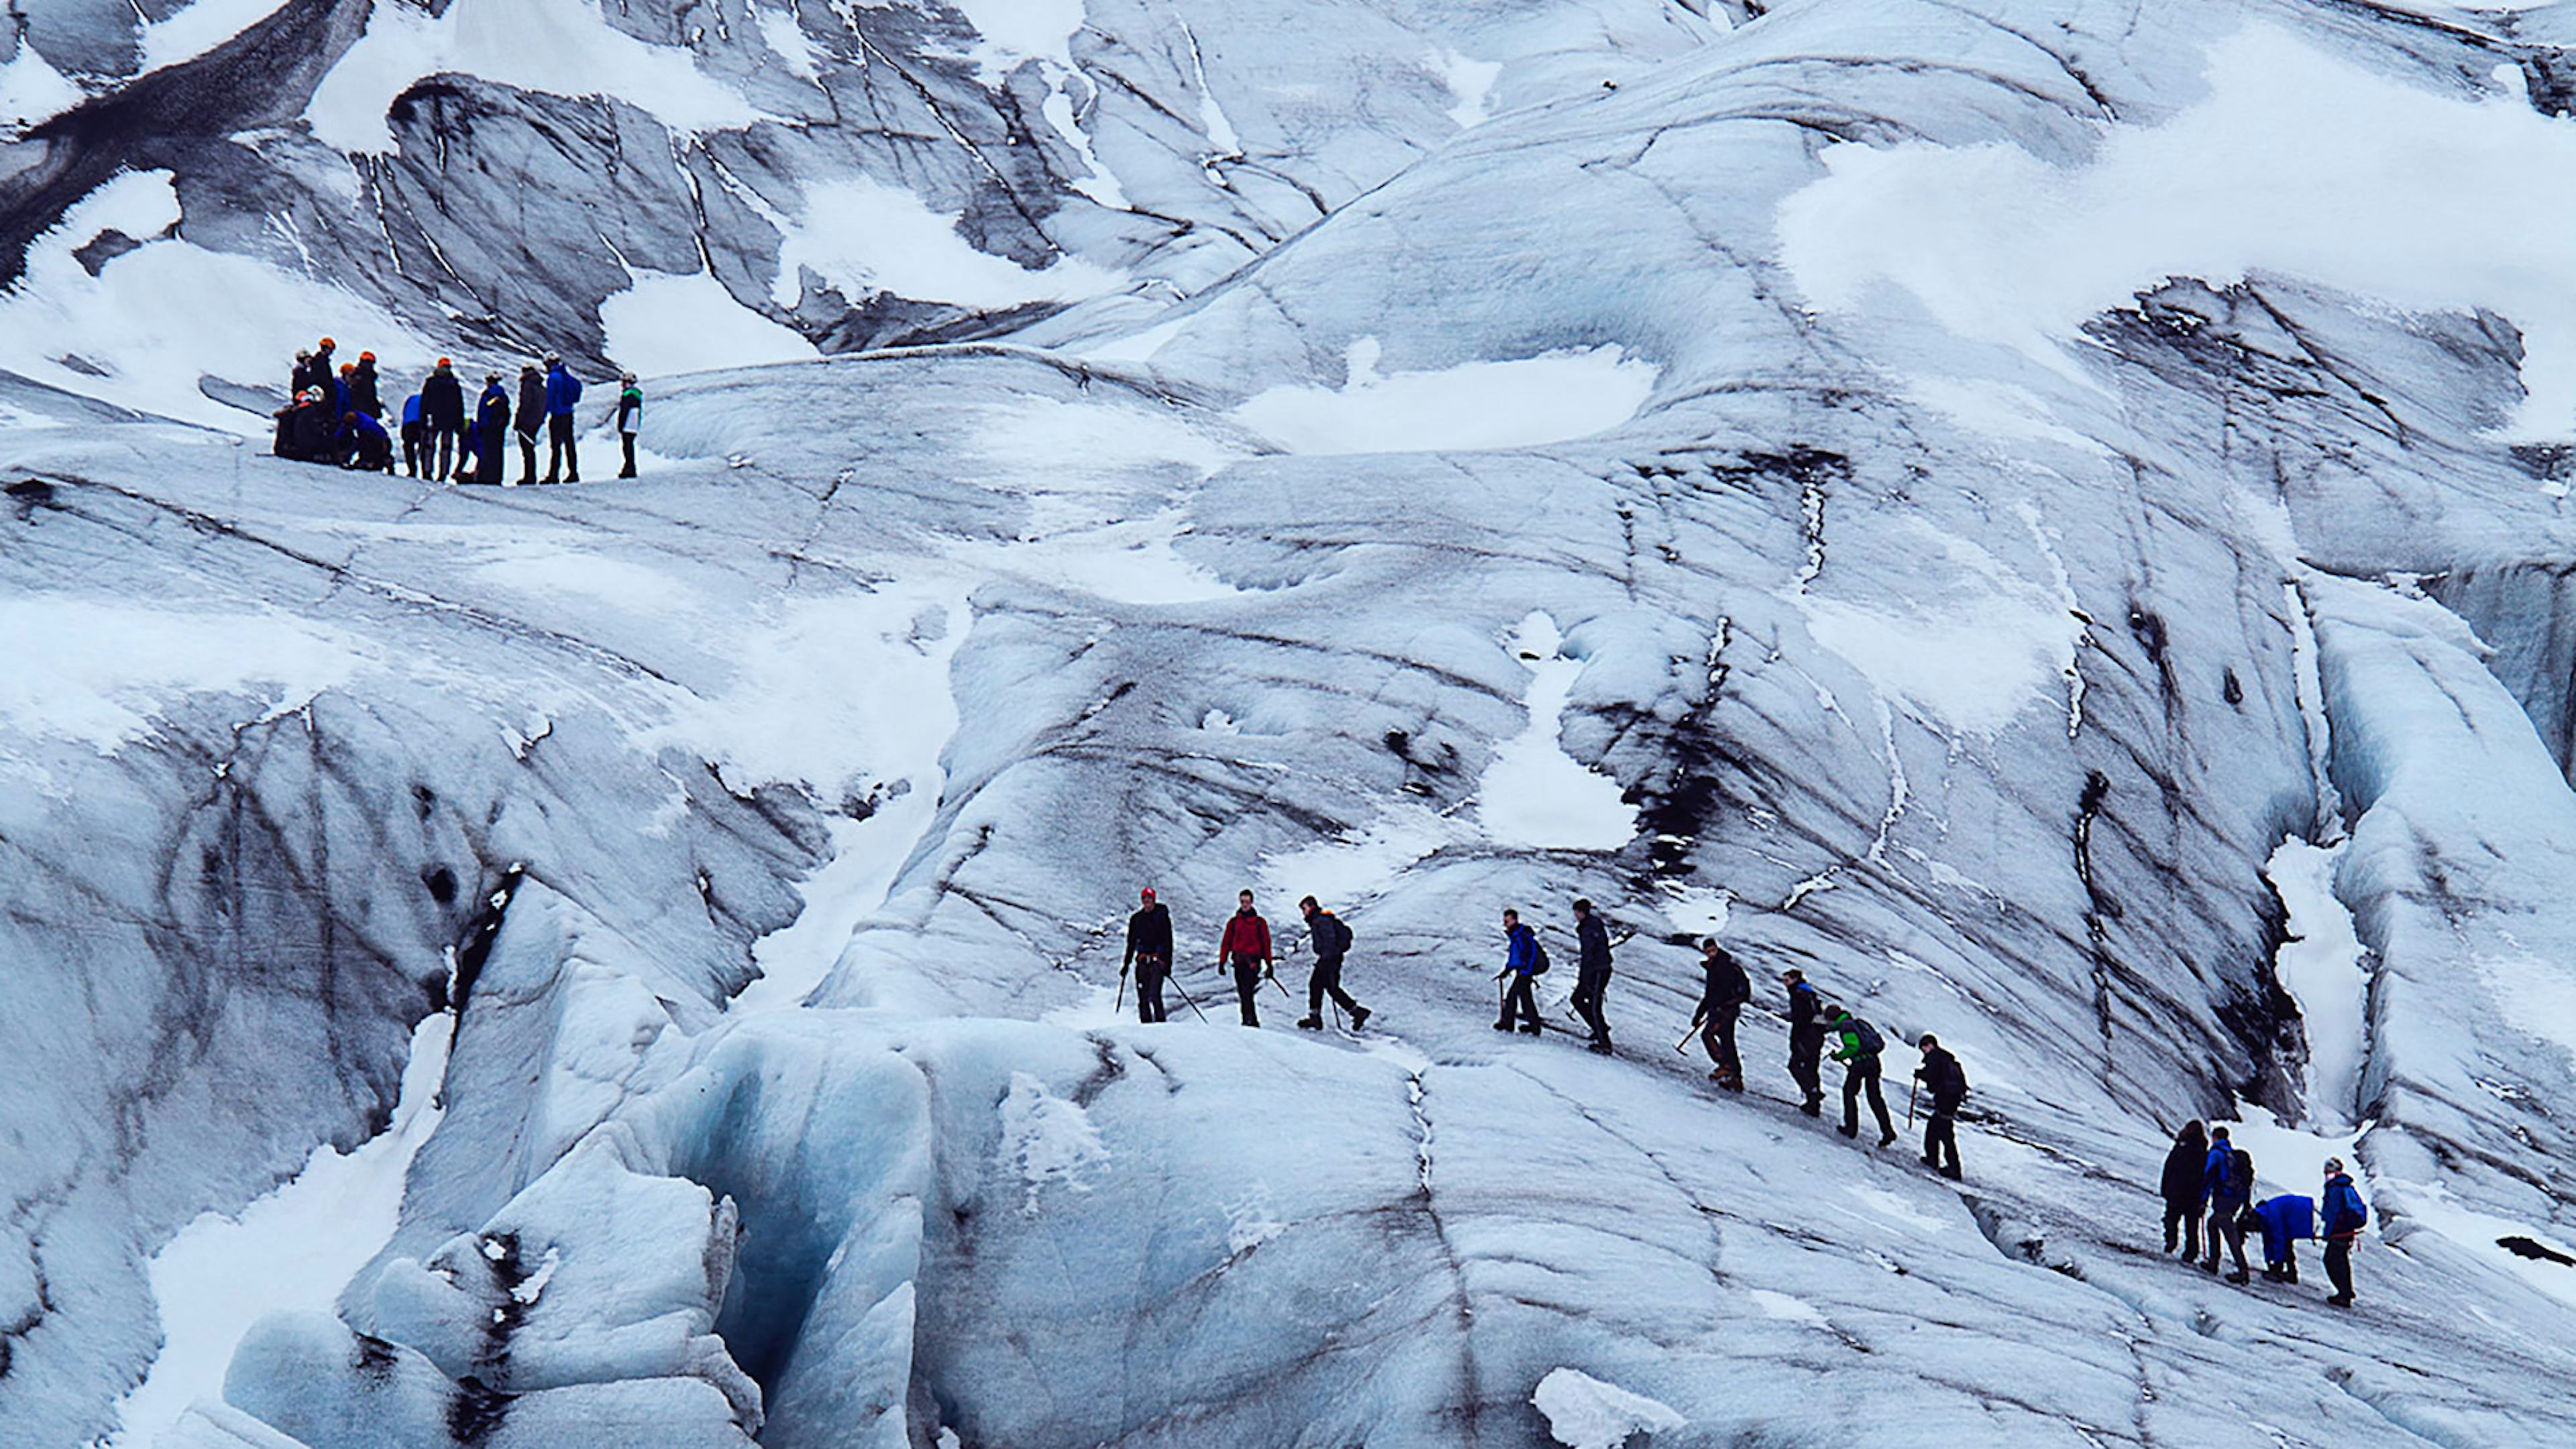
[1701,1000,1741,1083]
[1790,1028,1825,1108]
[619,431,638,478]
[400,429,423,476]
[1134,957,1167,1024]
[517,429,538,485]
[1923,1104,1960,1174]
[1571,965,1611,1044]
[2163,1200,2203,1259]
[429,427,460,480]
[2206,1203,2249,1273]
[2324,1237,2354,1300]
[1497,972,1540,1032]
[1307,954,1360,1018]
[547,413,578,481]
[1228,955,1263,1026]
[1842,1057,1893,1138]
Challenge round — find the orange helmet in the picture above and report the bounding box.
[319,337,335,349]
[359,350,375,362]
[436,357,452,368]
[339,362,354,374]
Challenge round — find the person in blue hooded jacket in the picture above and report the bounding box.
[2321,1159,2368,1307]
[398,392,425,477]
[337,410,392,472]
[543,352,583,483]
[1494,908,1542,1035]
[2253,1192,2314,1283]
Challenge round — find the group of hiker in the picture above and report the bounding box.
[1118,890,1968,1179]
[270,338,645,482]
[2161,1120,2371,1307]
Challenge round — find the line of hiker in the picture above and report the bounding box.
[1116,889,1968,1179]
[2161,1120,2371,1307]
[270,338,645,482]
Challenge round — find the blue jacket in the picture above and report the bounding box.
[545,364,583,416]
[2322,1174,2367,1238]
[401,394,423,426]
[1504,923,1538,976]
[2205,1144,2249,1205]
[2253,1194,2314,1263]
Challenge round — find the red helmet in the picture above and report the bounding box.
[1140,887,1156,902]
[436,357,452,368]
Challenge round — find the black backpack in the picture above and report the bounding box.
[1850,1018,1884,1055]
[1530,936,1550,975]
[1328,914,1354,957]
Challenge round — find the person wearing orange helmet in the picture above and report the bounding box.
[419,358,466,480]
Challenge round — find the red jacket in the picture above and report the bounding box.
[1220,910,1271,962]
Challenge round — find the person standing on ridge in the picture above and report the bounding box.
[1122,888,1173,1024]
[1494,908,1546,1034]
[1216,890,1272,1027]
[1295,896,1368,1031]
[474,373,512,485]
[514,362,545,486]
[614,372,643,478]
[543,352,583,483]
[1913,1032,1967,1178]
[1570,898,1613,1054]
[1692,938,1750,1089]
[2321,1157,2368,1307]
[2161,1120,2210,1260]
[420,358,466,482]
[1782,968,1827,1114]
[2202,1126,2254,1283]
[1827,1006,1896,1146]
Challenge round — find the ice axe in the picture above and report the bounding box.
[1165,971,1212,1024]
[1115,961,1128,1015]
[1907,1075,1919,1130]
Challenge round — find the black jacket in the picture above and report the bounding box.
[1697,947,1750,1017]
[1915,1046,1967,1108]
[285,400,333,460]
[1786,979,1825,1038]
[1576,915,1612,978]
[1308,910,1353,961]
[1124,904,1173,967]
[2161,1138,2208,1205]
[516,371,546,436]
[421,370,466,430]
[350,360,382,417]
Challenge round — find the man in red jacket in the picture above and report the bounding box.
[1216,890,1273,1027]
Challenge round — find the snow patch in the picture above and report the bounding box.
[773,175,1124,311]
[1260,804,1474,907]
[2265,837,2369,1132]
[1479,612,1638,852]
[998,1071,1110,1214]
[1904,375,2109,457]
[0,597,362,761]
[1778,23,2576,437]
[756,4,823,83]
[102,1013,449,1448]
[949,0,1084,78]
[1747,1289,1827,1326]
[1222,1189,1287,1254]
[1531,1367,1686,1449]
[138,0,292,73]
[1230,338,1658,455]
[2389,1178,2576,1309]
[599,268,818,378]
[0,37,83,131]
[1431,49,1505,129]
[1658,885,1731,938]
[306,0,767,154]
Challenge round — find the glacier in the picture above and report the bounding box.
[7,0,2576,1446]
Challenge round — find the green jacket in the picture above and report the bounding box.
[1829,1017,1878,1063]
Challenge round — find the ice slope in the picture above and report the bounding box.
[7,0,2576,1445]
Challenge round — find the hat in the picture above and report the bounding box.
[319,337,334,349]
[486,372,501,383]
[296,348,312,360]
[2324,1157,2345,1173]
[543,352,561,366]
[1140,887,1155,902]
[435,357,452,368]
[620,371,637,383]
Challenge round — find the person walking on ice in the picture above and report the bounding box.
[1295,896,1368,1031]
[514,362,545,486]
[2161,1120,2210,1260]
[1782,967,1827,1115]
[1122,888,1173,1024]
[1570,898,1614,1054]
[1827,1006,1896,1146]
[1913,1033,1966,1178]
[615,372,643,478]
[1216,890,1273,1028]
[1690,938,1748,1089]
[2322,1157,2368,1307]
[1494,908,1544,1035]
[2202,1126,2254,1283]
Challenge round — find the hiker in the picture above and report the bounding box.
[2202,1126,2253,1283]
[2321,1158,2367,1307]
[1691,938,1749,1088]
[2160,1120,2210,1260]
[1122,887,1173,1024]
[350,351,383,417]
[1495,908,1544,1035]
[1913,1034,1967,1178]
[338,411,393,472]
[399,392,425,476]
[472,374,511,484]
[543,353,582,483]
[289,347,317,398]
[1296,896,1368,1031]
[2253,1191,2314,1283]
[1569,899,1613,1053]
[1783,968,1826,1115]
[514,362,545,486]
[333,362,358,420]
[1215,890,1272,1027]
[1827,1006,1896,1146]
[309,337,336,396]
[614,372,643,478]
[275,388,333,462]
[420,358,466,481]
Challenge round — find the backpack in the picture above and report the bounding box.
[1530,937,1550,975]
[1850,1018,1883,1055]
[2233,1149,2255,1196]
[1326,914,1354,957]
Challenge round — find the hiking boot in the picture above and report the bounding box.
[1518,1025,1542,1036]
[1939,1164,1962,1181]
[1878,1130,1898,1148]
[1587,1040,1613,1055]
[1800,1098,1822,1118]
[2226,1269,2251,1285]
[1493,1020,1514,1032]
[1710,1068,1729,1081]
[1922,1155,1943,1169]
[1837,1124,1858,1138]
[1296,1016,1322,1030]
[2327,1294,2354,1308]
[1349,1006,1370,1031]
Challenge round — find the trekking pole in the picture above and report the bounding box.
[1165,972,1212,1024]
[1115,963,1128,1015]
[1907,1077,1919,1130]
